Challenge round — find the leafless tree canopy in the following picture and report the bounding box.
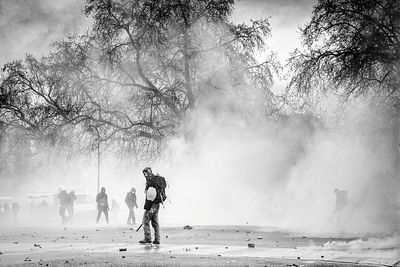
[289,0,400,109]
[0,0,275,175]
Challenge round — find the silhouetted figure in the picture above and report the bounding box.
[3,203,10,221]
[11,202,19,221]
[332,188,348,225]
[67,190,77,224]
[96,187,109,224]
[125,187,138,225]
[58,186,69,225]
[3,203,10,213]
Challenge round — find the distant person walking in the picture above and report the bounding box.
[67,190,77,224]
[96,187,109,224]
[332,188,348,225]
[139,167,167,245]
[125,187,138,225]
[57,186,69,225]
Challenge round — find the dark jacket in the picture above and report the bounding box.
[68,191,77,206]
[58,190,69,206]
[144,175,166,206]
[96,192,109,209]
[125,192,138,208]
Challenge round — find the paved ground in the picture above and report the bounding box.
[0,225,398,266]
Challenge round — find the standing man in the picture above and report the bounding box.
[57,186,69,225]
[67,190,77,224]
[125,187,138,225]
[96,187,109,224]
[139,167,167,245]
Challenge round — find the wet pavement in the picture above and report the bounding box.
[0,225,398,266]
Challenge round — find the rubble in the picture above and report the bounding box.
[119,248,127,252]
[248,243,255,248]
[183,225,193,230]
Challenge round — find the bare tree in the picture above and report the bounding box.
[289,0,400,109]
[0,0,276,163]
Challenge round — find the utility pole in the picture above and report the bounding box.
[86,125,101,193]
[97,134,100,193]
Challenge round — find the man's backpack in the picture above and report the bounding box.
[152,175,167,204]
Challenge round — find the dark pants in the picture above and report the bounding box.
[59,205,68,224]
[67,204,74,224]
[142,203,160,242]
[96,207,109,223]
[127,206,136,224]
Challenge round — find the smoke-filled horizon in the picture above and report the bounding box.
[6,82,399,235]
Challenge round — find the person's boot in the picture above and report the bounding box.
[153,240,160,245]
[139,239,151,244]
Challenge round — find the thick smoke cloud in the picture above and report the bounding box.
[0,0,89,65]
[156,99,398,235]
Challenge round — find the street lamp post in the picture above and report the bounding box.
[96,134,100,193]
[87,125,101,193]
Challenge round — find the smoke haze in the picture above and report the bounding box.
[0,1,398,239]
[0,0,89,66]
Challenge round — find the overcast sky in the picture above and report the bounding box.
[0,0,315,66]
[0,0,89,66]
[233,0,316,62]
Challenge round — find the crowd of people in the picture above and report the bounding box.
[55,167,348,246]
[57,187,77,225]
[56,167,167,245]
